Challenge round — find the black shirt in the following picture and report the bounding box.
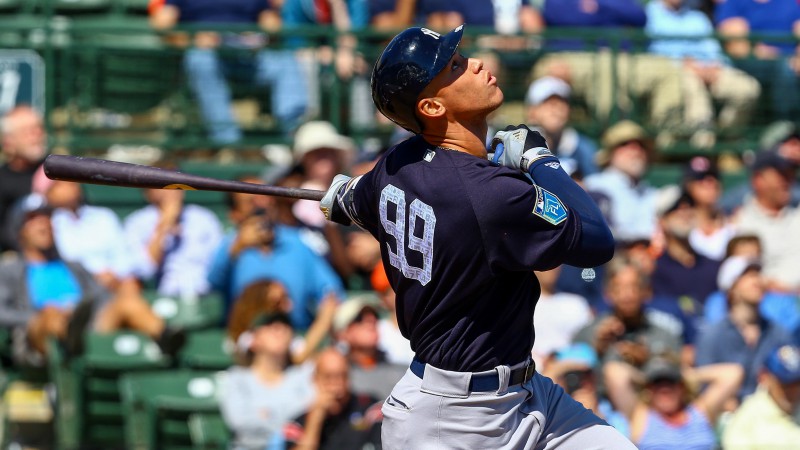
[346,136,581,371]
[0,162,40,251]
[283,393,382,450]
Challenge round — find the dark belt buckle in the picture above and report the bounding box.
[523,361,536,382]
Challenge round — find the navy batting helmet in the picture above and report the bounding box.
[371,25,464,134]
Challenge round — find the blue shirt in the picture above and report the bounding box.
[27,261,82,310]
[543,0,647,50]
[282,0,369,29]
[638,405,715,450]
[703,290,800,336]
[347,136,586,372]
[418,0,497,27]
[164,0,271,24]
[695,317,793,398]
[715,0,800,55]
[207,226,344,331]
[646,1,727,63]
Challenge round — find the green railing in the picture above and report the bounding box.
[0,1,797,158]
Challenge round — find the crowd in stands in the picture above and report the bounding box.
[1,0,800,449]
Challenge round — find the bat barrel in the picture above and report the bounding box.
[43,155,325,201]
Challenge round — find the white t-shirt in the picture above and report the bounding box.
[378,318,415,366]
[531,292,594,367]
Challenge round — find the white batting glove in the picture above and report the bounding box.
[490,125,556,172]
[320,174,352,225]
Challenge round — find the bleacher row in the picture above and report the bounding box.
[1,290,232,450]
[0,0,793,160]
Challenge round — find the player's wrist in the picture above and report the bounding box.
[521,147,558,173]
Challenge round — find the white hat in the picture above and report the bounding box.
[526,76,571,106]
[332,294,381,334]
[717,256,761,292]
[293,121,355,160]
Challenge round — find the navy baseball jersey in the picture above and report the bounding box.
[345,136,581,372]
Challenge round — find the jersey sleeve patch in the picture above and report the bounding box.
[532,185,567,226]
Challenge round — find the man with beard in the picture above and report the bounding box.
[650,186,721,320]
[0,106,47,252]
[722,344,800,449]
[584,120,658,244]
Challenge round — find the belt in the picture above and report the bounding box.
[410,358,536,392]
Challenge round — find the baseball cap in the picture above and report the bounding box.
[597,120,654,166]
[292,121,355,160]
[759,121,800,151]
[764,344,800,384]
[250,311,293,329]
[526,76,571,106]
[555,343,598,369]
[717,256,762,292]
[683,156,719,183]
[655,185,694,217]
[8,193,51,236]
[332,294,381,334]
[750,150,796,173]
[643,357,682,384]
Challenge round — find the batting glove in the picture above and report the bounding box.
[320,174,353,226]
[490,125,556,172]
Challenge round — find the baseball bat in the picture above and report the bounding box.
[43,155,325,201]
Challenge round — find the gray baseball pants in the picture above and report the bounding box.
[381,360,637,449]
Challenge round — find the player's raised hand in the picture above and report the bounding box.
[490,124,555,172]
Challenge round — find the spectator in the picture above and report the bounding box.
[650,185,721,317]
[695,256,795,398]
[220,310,315,450]
[629,357,744,449]
[721,120,800,212]
[227,279,337,365]
[542,343,630,438]
[645,0,761,147]
[41,178,135,291]
[291,121,355,228]
[370,0,418,30]
[715,0,800,121]
[264,163,353,282]
[371,261,414,366]
[722,344,800,448]
[149,0,308,145]
[732,150,800,292]
[0,106,46,252]
[532,266,594,368]
[575,257,683,418]
[124,181,223,298]
[282,347,383,450]
[419,0,494,31]
[525,76,599,177]
[584,120,659,244]
[682,156,736,261]
[333,295,407,400]
[223,174,274,231]
[533,0,693,133]
[0,197,183,367]
[703,252,800,343]
[207,206,344,331]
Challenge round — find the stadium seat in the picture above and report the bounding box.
[119,370,222,450]
[144,290,225,331]
[49,332,171,450]
[178,329,234,371]
[188,412,230,450]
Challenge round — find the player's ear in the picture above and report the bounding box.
[417,97,446,121]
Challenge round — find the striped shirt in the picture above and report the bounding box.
[638,405,715,450]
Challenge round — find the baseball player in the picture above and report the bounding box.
[319,25,636,449]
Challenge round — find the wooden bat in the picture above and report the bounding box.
[43,154,325,201]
